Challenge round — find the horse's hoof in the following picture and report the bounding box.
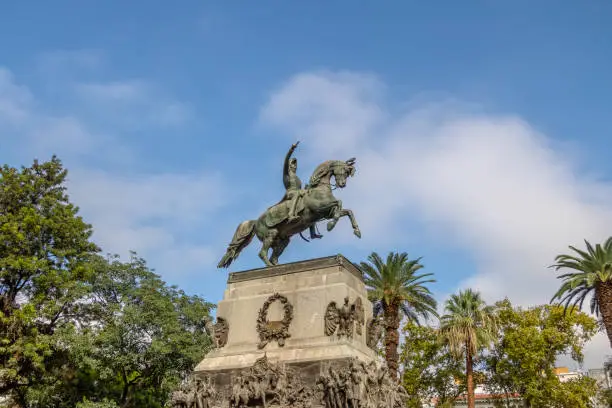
[312,234,323,239]
[327,222,335,231]
[354,228,361,238]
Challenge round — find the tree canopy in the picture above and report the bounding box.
[400,321,465,408]
[1,157,100,396]
[0,158,214,407]
[485,299,599,408]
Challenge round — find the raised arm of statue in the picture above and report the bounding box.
[283,141,300,189]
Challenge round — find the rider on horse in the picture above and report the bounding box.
[283,141,304,222]
[217,142,359,268]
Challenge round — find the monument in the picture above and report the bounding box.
[171,143,407,408]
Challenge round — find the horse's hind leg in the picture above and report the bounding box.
[258,229,278,267]
[270,237,290,265]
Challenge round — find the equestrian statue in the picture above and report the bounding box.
[218,141,361,268]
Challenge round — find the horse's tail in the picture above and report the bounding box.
[217,220,256,269]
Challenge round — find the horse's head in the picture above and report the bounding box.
[331,158,356,188]
[309,158,356,189]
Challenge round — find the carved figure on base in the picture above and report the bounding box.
[365,317,383,350]
[325,297,365,339]
[203,316,229,348]
[315,358,407,408]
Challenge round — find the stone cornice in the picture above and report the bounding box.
[227,254,363,283]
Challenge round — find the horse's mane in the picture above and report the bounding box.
[308,160,335,188]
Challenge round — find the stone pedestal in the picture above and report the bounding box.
[196,254,376,375]
[181,256,401,408]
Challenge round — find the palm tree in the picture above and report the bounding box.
[439,289,497,408]
[551,237,612,346]
[360,252,438,379]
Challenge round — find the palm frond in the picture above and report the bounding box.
[439,289,497,359]
[361,251,438,322]
[550,237,612,318]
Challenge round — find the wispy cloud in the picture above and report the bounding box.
[75,79,192,128]
[0,68,33,124]
[78,80,148,101]
[0,67,95,156]
[260,71,385,159]
[260,70,612,366]
[36,49,106,74]
[1,53,225,288]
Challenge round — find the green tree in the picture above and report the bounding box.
[18,253,214,408]
[0,157,100,398]
[55,254,214,408]
[400,321,465,408]
[553,377,600,408]
[439,289,497,408]
[76,400,119,408]
[485,300,599,408]
[360,252,438,379]
[551,238,612,346]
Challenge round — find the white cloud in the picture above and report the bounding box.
[78,80,148,101]
[29,116,98,155]
[260,71,385,158]
[75,80,192,127]
[0,67,95,155]
[36,49,106,74]
[0,68,33,124]
[260,71,612,368]
[67,169,227,269]
[1,59,224,282]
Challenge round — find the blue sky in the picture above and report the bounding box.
[2,1,611,365]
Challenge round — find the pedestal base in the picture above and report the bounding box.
[177,256,405,408]
[195,255,376,374]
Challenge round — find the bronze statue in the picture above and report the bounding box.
[282,141,310,225]
[218,142,361,268]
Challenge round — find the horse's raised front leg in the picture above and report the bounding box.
[326,200,361,238]
[341,208,361,238]
[326,201,342,232]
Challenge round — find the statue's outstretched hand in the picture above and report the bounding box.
[291,141,300,150]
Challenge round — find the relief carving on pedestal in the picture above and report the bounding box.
[204,316,230,348]
[170,375,216,408]
[256,293,294,349]
[169,357,408,408]
[365,317,383,350]
[324,297,365,340]
[229,354,312,408]
[317,358,408,408]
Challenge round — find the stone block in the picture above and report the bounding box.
[195,255,377,373]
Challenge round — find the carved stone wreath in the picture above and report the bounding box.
[256,293,294,349]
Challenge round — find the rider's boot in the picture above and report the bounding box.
[288,197,300,222]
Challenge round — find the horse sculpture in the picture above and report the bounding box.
[218,144,361,268]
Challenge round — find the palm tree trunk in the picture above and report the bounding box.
[383,303,401,380]
[466,344,475,408]
[597,282,612,347]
